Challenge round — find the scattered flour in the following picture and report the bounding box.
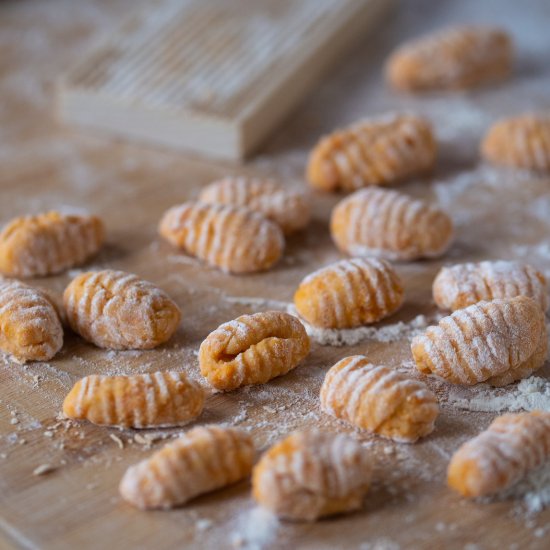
[287,305,442,347]
[224,296,290,310]
[229,506,279,550]
[446,376,550,413]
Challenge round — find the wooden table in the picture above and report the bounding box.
[1,1,550,548]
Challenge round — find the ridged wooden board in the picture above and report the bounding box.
[57,0,393,160]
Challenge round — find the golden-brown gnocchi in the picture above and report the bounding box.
[199,177,310,235]
[0,211,104,277]
[307,113,436,192]
[119,426,255,509]
[331,188,453,261]
[63,371,204,428]
[448,412,550,498]
[386,26,513,91]
[481,114,550,171]
[320,356,439,442]
[294,258,404,328]
[0,279,63,363]
[411,296,547,386]
[63,270,181,350]
[433,260,548,312]
[252,430,372,521]
[158,202,284,273]
[199,311,310,391]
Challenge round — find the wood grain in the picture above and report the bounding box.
[1,0,550,549]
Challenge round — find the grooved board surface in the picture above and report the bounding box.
[2,0,550,549]
[58,0,393,159]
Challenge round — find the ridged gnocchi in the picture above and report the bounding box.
[433,260,548,312]
[158,202,284,273]
[294,258,404,329]
[199,311,310,391]
[481,114,550,171]
[63,270,181,350]
[386,26,513,91]
[120,426,255,509]
[199,177,310,235]
[0,279,63,363]
[307,113,436,192]
[63,371,204,428]
[0,211,104,277]
[411,296,547,386]
[331,188,453,261]
[448,412,550,498]
[320,356,439,442]
[252,430,372,521]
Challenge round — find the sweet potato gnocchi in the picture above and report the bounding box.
[199,177,310,235]
[252,430,372,521]
[448,412,550,498]
[320,356,439,442]
[0,211,104,277]
[386,26,513,91]
[433,260,548,312]
[411,296,547,386]
[481,114,550,171]
[63,371,204,428]
[307,113,436,191]
[158,202,284,273]
[331,188,453,261]
[199,311,309,391]
[0,279,63,363]
[294,258,404,329]
[120,426,254,509]
[63,270,181,350]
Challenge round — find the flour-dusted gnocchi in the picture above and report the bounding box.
[199,311,310,391]
[119,426,255,509]
[481,114,550,171]
[433,260,548,312]
[252,430,373,521]
[307,113,436,192]
[158,202,284,273]
[331,188,453,261]
[386,26,513,91]
[0,211,104,277]
[294,258,404,329]
[320,356,439,442]
[63,372,204,428]
[448,411,550,498]
[0,279,63,363]
[199,177,310,234]
[411,296,547,386]
[63,270,181,350]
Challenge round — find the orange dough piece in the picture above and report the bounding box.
[481,114,550,171]
[63,270,181,350]
[307,113,436,192]
[158,201,284,274]
[320,356,439,442]
[0,278,63,363]
[386,26,513,91]
[199,177,311,235]
[411,296,547,387]
[199,311,310,391]
[331,188,453,261]
[0,211,104,277]
[63,371,204,428]
[294,258,404,329]
[119,426,255,509]
[252,430,372,521]
[448,412,550,498]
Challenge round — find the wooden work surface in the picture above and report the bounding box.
[1,1,550,548]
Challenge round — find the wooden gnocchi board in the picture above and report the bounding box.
[58,0,393,160]
[1,0,550,549]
